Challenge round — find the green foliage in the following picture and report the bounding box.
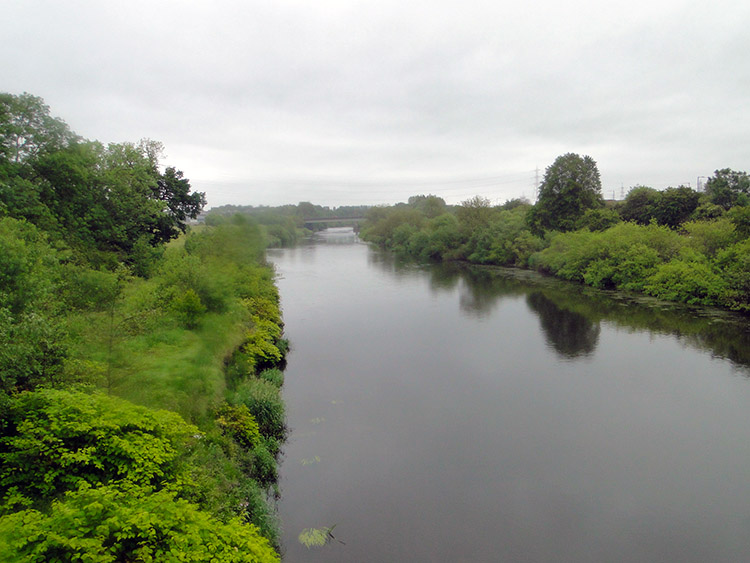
[704,168,750,209]
[456,195,493,235]
[0,484,279,562]
[0,217,68,393]
[726,205,750,238]
[654,186,700,228]
[0,217,60,315]
[0,92,75,164]
[529,153,603,233]
[681,218,737,257]
[61,265,122,311]
[0,93,287,554]
[172,288,207,329]
[643,255,726,306]
[299,527,333,548]
[361,206,424,247]
[530,222,682,288]
[620,186,660,225]
[230,379,286,442]
[1,93,205,262]
[715,239,750,311]
[619,185,700,228]
[216,402,261,449]
[259,368,284,387]
[0,389,197,507]
[408,194,447,218]
[576,207,621,231]
[0,308,68,393]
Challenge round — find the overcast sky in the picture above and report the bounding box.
[4,0,749,208]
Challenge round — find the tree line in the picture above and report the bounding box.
[360,153,750,311]
[1,93,285,561]
[207,201,371,246]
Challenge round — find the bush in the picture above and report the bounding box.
[682,218,737,257]
[0,484,279,563]
[172,288,207,329]
[0,389,198,507]
[715,239,750,311]
[644,256,726,305]
[258,368,284,387]
[230,379,285,441]
[215,402,261,449]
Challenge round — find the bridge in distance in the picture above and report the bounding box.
[302,216,365,224]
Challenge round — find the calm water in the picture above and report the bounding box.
[270,228,750,562]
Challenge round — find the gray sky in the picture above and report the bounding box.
[4,0,749,208]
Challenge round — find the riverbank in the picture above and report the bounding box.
[359,199,750,313]
[0,220,287,561]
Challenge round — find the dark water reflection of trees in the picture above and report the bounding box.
[370,251,750,372]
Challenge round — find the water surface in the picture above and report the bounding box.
[271,228,750,562]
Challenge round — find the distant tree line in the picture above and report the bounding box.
[360,153,750,311]
[206,201,372,245]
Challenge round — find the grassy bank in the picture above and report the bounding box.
[1,218,288,561]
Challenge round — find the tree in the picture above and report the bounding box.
[620,186,660,224]
[152,166,206,244]
[528,153,603,233]
[456,195,493,234]
[408,194,447,218]
[653,186,700,228]
[704,168,750,210]
[0,92,76,165]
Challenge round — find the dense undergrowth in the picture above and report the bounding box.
[0,93,287,561]
[0,217,289,562]
[360,190,750,312]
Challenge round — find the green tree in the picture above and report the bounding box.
[704,168,750,210]
[0,92,75,165]
[152,166,207,244]
[408,194,447,218]
[653,185,700,228]
[528,153,603,233]
[620,186,660,224]
[456,195,493,235]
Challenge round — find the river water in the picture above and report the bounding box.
[269,228,750,562]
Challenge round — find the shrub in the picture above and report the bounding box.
[643,257,726,306]
[258,368,284,387]
[216,402,261,449]
[715,239,750,311]
[230,379,285,441]
[0,389,198,507]
[0,484,279,563]
[682,218,737,258]
[172,288,207,329]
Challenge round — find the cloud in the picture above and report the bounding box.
[4,0,749,206]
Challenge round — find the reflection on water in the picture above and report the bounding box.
[367,248,750,371]
[527,291,601,358]
[274,230,750,562]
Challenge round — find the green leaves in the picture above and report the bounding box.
[0,389,198,505]
[298,525,343,549]
[530,153,603,234]
[0,485,279,562]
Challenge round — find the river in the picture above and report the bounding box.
[269,228,750,562]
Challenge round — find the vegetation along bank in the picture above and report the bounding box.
[0,93,288,561]
[359,153,750,312]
